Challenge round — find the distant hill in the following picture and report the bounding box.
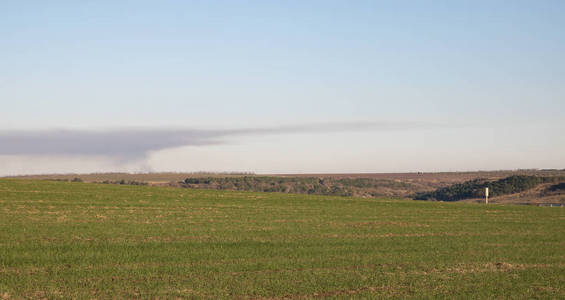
[6,170,565,203]
[178,176,424,198]
[414,175,565,203]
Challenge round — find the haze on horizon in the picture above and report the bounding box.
[1,1,564,176]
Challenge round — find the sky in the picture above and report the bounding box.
[1,1,564,175]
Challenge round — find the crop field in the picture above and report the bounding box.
[1,179,564,299]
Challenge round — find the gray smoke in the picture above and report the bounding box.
[0,121,438,158]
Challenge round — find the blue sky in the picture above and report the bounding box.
[1,1,564,174]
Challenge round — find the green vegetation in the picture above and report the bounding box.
[547,182,565,192]
[414,175,565,201]
[101,179,148,186]
[1,179,564,298]
[181,176,420,198]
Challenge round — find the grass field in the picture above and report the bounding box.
[1,179,564,299]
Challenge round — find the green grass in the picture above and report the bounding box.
[0,179,564,299]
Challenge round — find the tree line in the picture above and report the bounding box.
[413,175,565,201]
[180,176,417,197]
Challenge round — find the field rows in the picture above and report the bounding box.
[1,179,564,298]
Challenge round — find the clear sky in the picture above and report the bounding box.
[1,1,564,175]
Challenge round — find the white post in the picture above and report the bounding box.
[485,187,489,204]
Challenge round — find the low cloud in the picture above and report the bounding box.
[0,121,437,159]
[0,129,224,158]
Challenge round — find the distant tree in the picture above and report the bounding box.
[414,175,564,201]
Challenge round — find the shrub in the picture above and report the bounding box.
[414,175,565,201]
